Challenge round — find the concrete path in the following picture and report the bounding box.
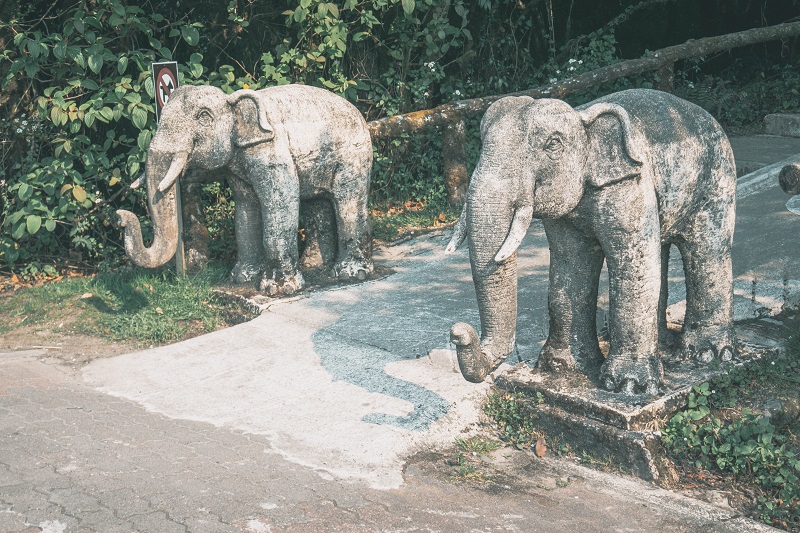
[2,133,798,532]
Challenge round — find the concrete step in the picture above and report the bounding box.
[729,134,800,176]
[765,113,800,137]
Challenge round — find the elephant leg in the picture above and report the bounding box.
[596,189,663,395]
[331,172,373,281]
[229,177,265,283]
[676,203,735,364]
[255,179,304,296]
[539,219,604,374]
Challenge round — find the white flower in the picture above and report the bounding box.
[423,91,430,97]
[568,66,575,71]
[22,120,28,126]
[15,128,22,134]
[556,70,561,74]
[711,390,715,394]
[688,82,695,88]
[454,89,461,96]
[549,78,557,83]
[0,180,6,186]
[771,361,775,365]
[578,60,583,64]
[569,58,576,63]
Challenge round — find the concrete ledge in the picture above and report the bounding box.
[765,113,800,137]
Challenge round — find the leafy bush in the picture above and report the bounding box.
[0,0,204,269]
[662,348,800,531]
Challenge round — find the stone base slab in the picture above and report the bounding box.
[494,318,787,481]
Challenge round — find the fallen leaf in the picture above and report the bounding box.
[155,307,163,314]
[437,212,446,222]
[80,293,93,299]
[534,438,547,458]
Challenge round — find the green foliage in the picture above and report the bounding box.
[662,346,800,530]
[482,389,544,449]
[0,0,205,269]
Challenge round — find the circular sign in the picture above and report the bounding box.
[156,67,178,111]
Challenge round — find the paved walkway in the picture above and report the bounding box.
[2,133,799,532]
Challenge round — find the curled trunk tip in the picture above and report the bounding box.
[450,322,491,383]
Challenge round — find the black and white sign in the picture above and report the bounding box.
[151,61,179,122]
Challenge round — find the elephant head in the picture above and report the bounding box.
[117,85,275,268]
[447,95,643,382]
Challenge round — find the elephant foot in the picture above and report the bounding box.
[450,322,502,383]
[259,271,305,297]
[600,353,663,396]
[333,259,373,282]
[230,261,262,284]
[681,324,735,365]
[537,343,577,372]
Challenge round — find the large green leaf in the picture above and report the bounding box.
[26,215,42,235]
[131,106,148,130]
[401,0,415,14]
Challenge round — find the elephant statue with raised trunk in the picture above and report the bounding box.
[447,89,736,395]
[117,84,373,295]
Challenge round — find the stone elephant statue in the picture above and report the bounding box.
[447,89,736,395]
[118,84,373,295]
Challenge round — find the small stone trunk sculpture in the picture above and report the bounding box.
[447,89,736,395]
[118,84,373,296]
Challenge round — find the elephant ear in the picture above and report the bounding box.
[579,102,644,188]
[228,89,275,148]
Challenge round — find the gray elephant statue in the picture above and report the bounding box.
[447,89,736,395]
[118,84,373,295]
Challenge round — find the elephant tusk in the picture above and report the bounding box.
[129,173,144,189]
[495,205,533,263]
[445,203,468,253]
[157,151,189,193]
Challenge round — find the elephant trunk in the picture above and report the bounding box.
[117,150,187,268]
[451,197,528,382]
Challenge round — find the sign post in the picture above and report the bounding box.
[151,61,186,276]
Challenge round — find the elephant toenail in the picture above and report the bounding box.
[719,346,733,362]
[697,349,714,364]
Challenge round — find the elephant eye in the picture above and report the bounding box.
[544,135,564,159]
[197,109,214,127]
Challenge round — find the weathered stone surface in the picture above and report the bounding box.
[448,89,736,395]
[118,84,373,295]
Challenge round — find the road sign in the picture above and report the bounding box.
[151,61,179,122]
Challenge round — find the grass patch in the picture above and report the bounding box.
[456,436,503,456]
[0,265,253,345]
[482,389,545,450]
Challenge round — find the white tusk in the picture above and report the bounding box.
[494,205,533,263]
[445,203,468,253]
[129,173,144,189]
[157,152,189,193]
